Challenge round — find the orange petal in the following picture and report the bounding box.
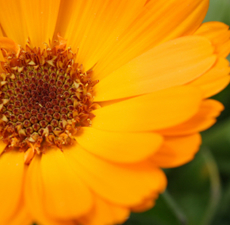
[24,147,35,165]
[93,86,202,132]
[76,127,163,163]
[194,21,230,58]
[131,193,158,212]
[159,99,224,136]
[5,204,32,225]
[93,0,209,79]
[20,0,61,47]
[0,37,20,54]
[25,156,76,225]
[80,195,129,225]
[41,148,93,219]
[25,156,48,224]
[0,151,25,223]
[0,30,5,64]
[55,0,145,69]
[151,134,201,168]
[94,36,216,101]
[195,76,230,98]
[0,37,19,72]
[0,141,7,155]
[64,143,167,206]
[0,0,61,47]
[0,0,28,46]
[189,57,230,98]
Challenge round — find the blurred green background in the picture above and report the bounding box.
[123,0,230,225]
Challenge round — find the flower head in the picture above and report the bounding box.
[0,0,229,225]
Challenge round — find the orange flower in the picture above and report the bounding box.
[0,0,229,225]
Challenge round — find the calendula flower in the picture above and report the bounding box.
[0,0,229,224]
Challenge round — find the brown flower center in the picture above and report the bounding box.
[0,39,98,160]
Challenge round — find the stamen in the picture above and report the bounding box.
[0,39,98,159]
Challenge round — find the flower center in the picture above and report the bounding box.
[0,39,98,159]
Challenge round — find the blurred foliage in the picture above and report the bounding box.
[123,0,230,224]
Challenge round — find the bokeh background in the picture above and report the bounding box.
[123,0,230,224]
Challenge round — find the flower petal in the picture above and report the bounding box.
[93,86,202,132]
[80,195,129,225]
[0,142,7,155]
[55,0,145,68]
[0,0,61,47]
[159,99,224,136]
[196,76,230,98]
[151,134,201,168]
[20,0,61,47]
[25,156,76,225]
[6,204,32,225]
[76,127,163,163]
[25,156,49,224]
[64,143,167,206]
[131,192,158,212]
[40,149,93,219]
[93,0,209,79]
[0,37,20,55]
[0,151,25,223]
[189,57,230,98]
[94,36,216,101]
[0,0,28,46]
[194,21,230,58]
